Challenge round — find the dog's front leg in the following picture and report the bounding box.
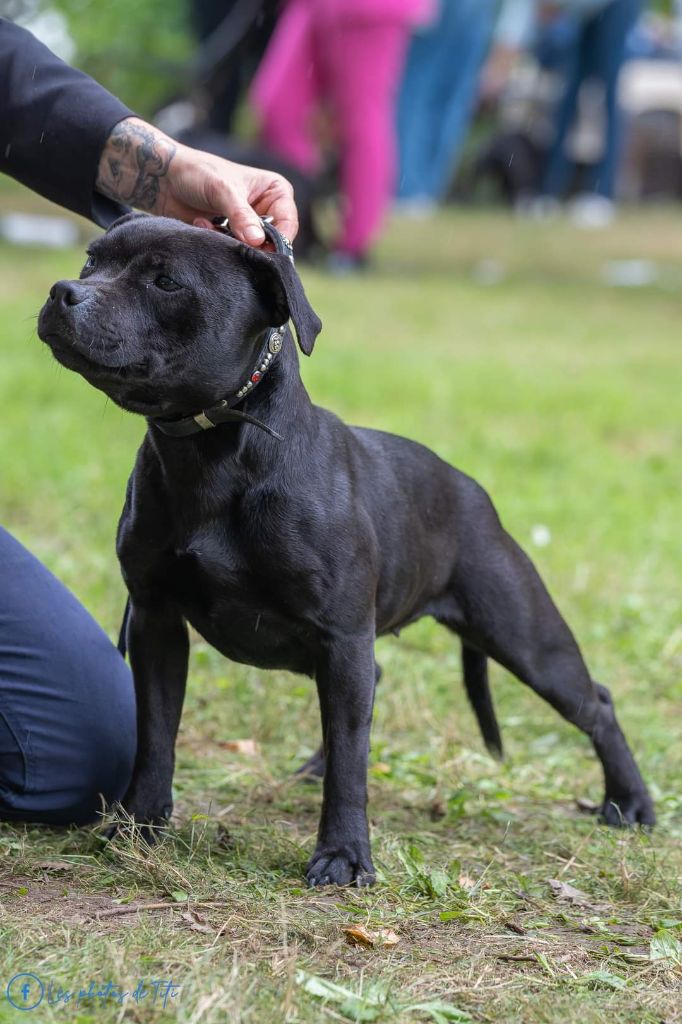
[115,601,189,841]
[307,633,376,887]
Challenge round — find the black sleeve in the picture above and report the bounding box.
[0,17,134,226]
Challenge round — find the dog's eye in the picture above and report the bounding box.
[81,254,96,276]
[154,274,181,292]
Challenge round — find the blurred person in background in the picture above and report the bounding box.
[251,0,434,272]
[190,0,280,134]
[396,0,498,213]
[489,0,643,223]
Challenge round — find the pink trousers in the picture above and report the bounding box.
[251,2,410,256]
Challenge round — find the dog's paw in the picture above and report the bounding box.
[306,844,375,888]
[294,745,326,781]
[600,791,655,827]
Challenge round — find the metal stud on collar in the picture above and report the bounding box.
[233,325,284,402]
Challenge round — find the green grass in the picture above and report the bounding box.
[0,208,681,1023]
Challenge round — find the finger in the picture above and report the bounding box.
[201,174,266,245]
[267,203,299,244]
[253,183,299,242]
[222,202,266,246]
[192,217,214,230]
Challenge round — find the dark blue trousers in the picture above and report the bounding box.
[0,527,136,825]
[542,0,642,199]
[397,0,496,201]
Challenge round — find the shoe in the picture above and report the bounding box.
[568,193,615,229]
[393,196,437,219]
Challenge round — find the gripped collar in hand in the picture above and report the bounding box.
[149,217,294,442]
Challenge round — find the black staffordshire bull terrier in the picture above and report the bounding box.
[38,214,655,886]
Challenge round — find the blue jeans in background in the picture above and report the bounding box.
[542,0,643,199]
[0,527,135,825]
[396,0,497,202]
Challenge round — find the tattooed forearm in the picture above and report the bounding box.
[96,118,177,213]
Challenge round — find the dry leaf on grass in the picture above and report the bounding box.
[575,796,600,814]
[458,873,477,890]
[181,910,214,935]
[37,860,76,873]
[343,925,400,948]
[548,879,596,908]
[219,739,259,756]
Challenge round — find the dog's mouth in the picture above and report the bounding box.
[39,329,170,415]
[40,328,223,421]
[41,331,148,377]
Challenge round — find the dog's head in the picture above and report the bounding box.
[38,214,321,418]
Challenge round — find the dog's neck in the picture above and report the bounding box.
[146,328,314,480]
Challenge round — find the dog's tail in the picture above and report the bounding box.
[461,643,503,760]
[117,597,131,658]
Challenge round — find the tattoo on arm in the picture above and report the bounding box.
[96,118,177,213]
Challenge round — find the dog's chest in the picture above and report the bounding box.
[165,525,318,673]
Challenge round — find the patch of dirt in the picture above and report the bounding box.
[0,874,176,931]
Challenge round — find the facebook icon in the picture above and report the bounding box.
[6,973,44,1010]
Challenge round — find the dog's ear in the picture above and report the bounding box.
[106,212,150,234]
[239,246,322,356]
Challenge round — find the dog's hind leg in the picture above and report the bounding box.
[460,643,503,760]
[295,662,382,780]
[440,503,654,825]
[295,744,326,780]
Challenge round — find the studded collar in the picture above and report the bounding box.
[149,217,293,442]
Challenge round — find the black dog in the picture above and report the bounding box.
[38,215,655,886]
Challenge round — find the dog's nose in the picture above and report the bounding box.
[49,280,89,307]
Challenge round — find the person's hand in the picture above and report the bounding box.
[96,117,298,246]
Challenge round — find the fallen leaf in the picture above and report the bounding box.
[343,925,400,948]
[458,873,476,890]
[296,970,388,1020]
[548,879,595,908]
[37,860,75,873]
[410,1001,472,1023]
[343,925,373,947]
[573,970,628,990]
[220,739,259,755]
[181,910,214,935]
[650,929,682,966]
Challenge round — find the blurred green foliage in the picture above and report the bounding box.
[5,0,195,115]
[52,0,194,114]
